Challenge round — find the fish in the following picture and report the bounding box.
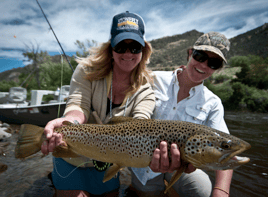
[15,116,251,193]
[0,162,8,174]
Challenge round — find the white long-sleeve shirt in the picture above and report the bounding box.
[132,69,229,185]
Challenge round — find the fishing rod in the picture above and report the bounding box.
[36,0,74,72]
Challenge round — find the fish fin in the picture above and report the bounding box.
[103,163,122,182]
[164,162,188,194]
[52,145,80,158]
[15,124,46,159]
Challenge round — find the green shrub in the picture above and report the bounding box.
[214,75,232,84]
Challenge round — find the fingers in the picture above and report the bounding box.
[41,118,65,155]
[150,148,161,172]
[168,144,181,173]
[150,141,171,173]
[41,140,49,155]
[44,119,63,139]
[160,141,169,173]
[150,141,196,174]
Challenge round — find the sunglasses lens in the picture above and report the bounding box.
[192,50,208,62]
[113,42,127,54]
[113,41,143,54]
[129,42,143,54]
[193,50,222,70]
[208,59,223,70]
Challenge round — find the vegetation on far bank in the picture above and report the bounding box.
[205,55,268,113]
[0,41,267,113]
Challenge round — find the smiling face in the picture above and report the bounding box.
[186,49,222,85]
[112,39,142,73]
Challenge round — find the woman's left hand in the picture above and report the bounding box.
[149,141,196,173]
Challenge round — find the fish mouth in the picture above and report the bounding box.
[219,143,251,165]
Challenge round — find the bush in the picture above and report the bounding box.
[0,80,19,92]
[227,82,268,112]
[214,75,232,84]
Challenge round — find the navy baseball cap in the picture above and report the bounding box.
[110,11,145,48]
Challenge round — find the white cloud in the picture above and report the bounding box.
[0,0,267,61]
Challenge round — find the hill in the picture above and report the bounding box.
[148,23,268,70]
[0,23,267,80]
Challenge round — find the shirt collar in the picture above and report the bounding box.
[173,68,204,97]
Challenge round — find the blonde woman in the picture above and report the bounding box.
[41,11,155,197]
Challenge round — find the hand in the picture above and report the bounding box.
[149,141,196,173]
[41,117,68,155]
[173,65,186,75]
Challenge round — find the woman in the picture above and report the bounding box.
[131,32,233,197]
[41,11,155,196]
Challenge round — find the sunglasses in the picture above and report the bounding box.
[192,50,223,70]
[113,41,143,54]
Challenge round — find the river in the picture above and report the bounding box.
[0,111,267,197]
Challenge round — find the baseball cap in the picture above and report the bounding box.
[193,32,230,63]
[110,11,145,48]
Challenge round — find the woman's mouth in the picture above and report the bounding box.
[122,58,134,61]
[195,68,205,74]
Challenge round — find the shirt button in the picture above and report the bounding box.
[173,107,176,110]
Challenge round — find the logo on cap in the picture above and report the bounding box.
[117,17,139,30]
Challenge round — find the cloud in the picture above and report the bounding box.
[0,0,267,61]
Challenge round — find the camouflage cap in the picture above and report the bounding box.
[193,32,230,63]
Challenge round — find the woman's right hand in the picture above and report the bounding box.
[41,117,66,155]
[41,111,86,155]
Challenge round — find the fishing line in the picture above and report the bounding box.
[53,157,94,179]
[57,52,64,118]
[36,0,74,72]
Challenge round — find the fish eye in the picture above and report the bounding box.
[221,141,231,149]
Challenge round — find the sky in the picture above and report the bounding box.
[1,0,268,73]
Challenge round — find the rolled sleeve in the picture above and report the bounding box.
[132,84,155,119]
[64,64,92,120]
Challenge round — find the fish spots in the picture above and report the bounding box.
[51,117,248,170]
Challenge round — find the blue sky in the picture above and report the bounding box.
[1,0,268,73]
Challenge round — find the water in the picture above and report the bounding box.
[0,111,267,197]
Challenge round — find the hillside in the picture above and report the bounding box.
[0,23,267,80]
[147,23,268,70]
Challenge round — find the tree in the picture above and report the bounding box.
[75,39,98,57]
[229,56,250,68]
[40,60,74,90]
[22,41,50,88]
[230,55,268,89]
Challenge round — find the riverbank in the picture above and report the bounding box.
[0,124,54,197]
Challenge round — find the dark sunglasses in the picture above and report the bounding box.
[113,41,143,54]
[192,50,223,70]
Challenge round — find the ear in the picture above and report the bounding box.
[187,49,193,61]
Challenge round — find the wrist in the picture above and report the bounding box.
[213,187,229,196]
[61,115,81,124]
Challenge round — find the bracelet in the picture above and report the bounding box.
[213,187,229,196]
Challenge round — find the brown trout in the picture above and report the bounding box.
[15,116,251,193]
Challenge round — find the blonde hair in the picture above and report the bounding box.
[76,40,153,99]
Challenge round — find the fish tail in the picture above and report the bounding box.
[15,124,46,158]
